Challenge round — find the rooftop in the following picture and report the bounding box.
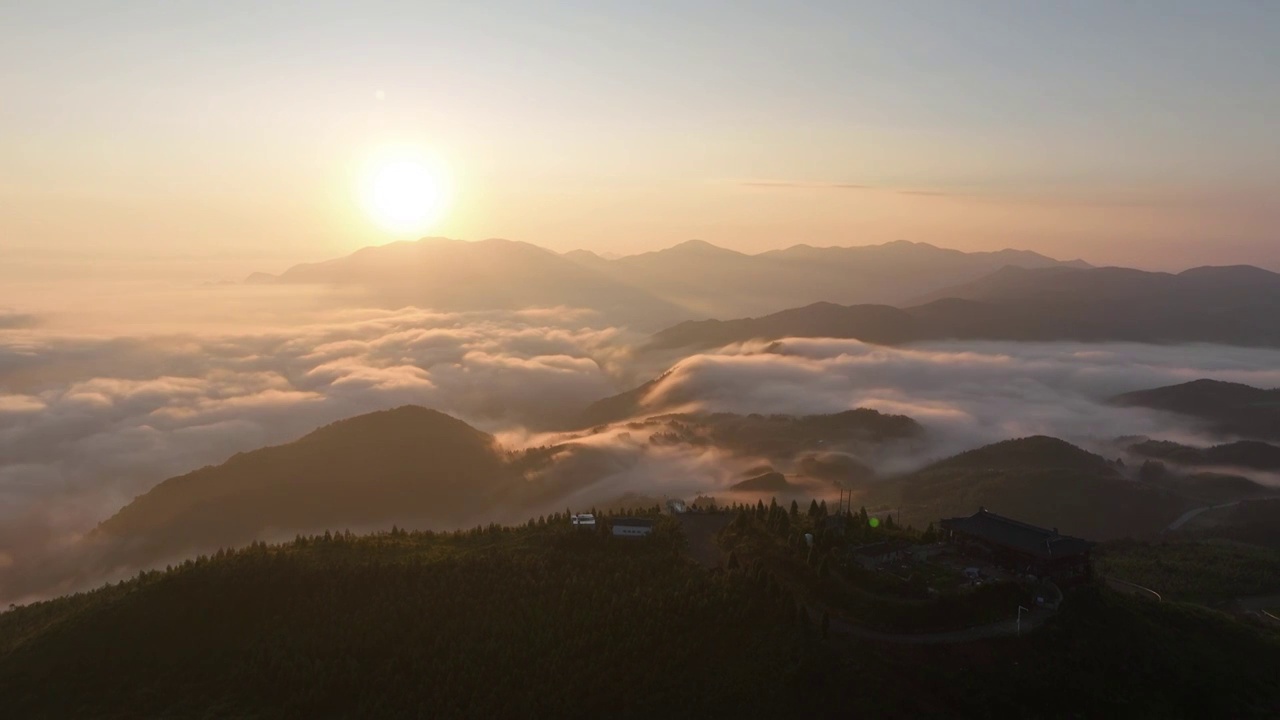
[940,509,1092,560]
[612,517,655,528]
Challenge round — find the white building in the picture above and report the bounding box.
[571,513,596,528]
[611,517,654,538]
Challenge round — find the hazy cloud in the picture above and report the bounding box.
[0,305,637,592]
[633,338,1280,469]
[8,297,1280,603]
[0,310,38,329]
[740,181,872,190]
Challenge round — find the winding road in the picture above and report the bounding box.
[1163,494,1280,533]
[1165,501,1244,532]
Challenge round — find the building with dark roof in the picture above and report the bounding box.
[940,508,1093,581]
[850,539,914,570]
[611,517,655,538]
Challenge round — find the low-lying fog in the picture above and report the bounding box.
[4,281,1280,603]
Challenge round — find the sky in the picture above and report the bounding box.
[2,0,1278,279]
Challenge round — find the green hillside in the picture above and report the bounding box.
[1097,539,1280,603]
[872,436,1194,539]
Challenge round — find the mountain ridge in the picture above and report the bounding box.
[647,264,1280,350]
[864,435,1194,540]
[1112,380,1280,441]
[252,237,1089,325]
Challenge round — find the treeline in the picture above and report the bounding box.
[715,499,1026,633]
[0,520,832,719]
[2,515,1279,717]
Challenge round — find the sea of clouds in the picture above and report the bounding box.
[4,286,1280,602]
[639,338,1280,468]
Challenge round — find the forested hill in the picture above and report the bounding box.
[3,517,1279,718]
[868,436,1195,539]
[94,406,513,558]
[1112,379,1280,441]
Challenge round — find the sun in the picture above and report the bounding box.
[359,154,451,234]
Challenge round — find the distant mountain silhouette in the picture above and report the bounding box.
[95,406,513,558]
[252,238,1085,327]
[730,471,794,492]
[565,239,1084,318]
[647,302,920,351]
[1112,380,1280,441]
[866,436,1194,540]
[1128,438,1280,472]
[910,265,1280,344]
[648,264,1280,350]
[579,371,673,428]
[251,238,688,330]
[799,452,877,486]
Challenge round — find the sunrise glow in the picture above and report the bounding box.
[359,154,451,235]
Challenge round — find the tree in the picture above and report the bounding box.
[790,500,800,519]
[922,522,938,543]
[1139,460,1168,482]
[775,511,791,534]
[808,499,820,518]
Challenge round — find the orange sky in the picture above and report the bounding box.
[2,2,1278,279]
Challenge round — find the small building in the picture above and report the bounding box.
[571,513,596,528]
[940,508,1093,581]
[908,542,947,563]
[611,517,655,538]
[821,515,847,536]
[665,499,687,514]
[851,539,913,570]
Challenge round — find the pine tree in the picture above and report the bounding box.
[790,500,800,519]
